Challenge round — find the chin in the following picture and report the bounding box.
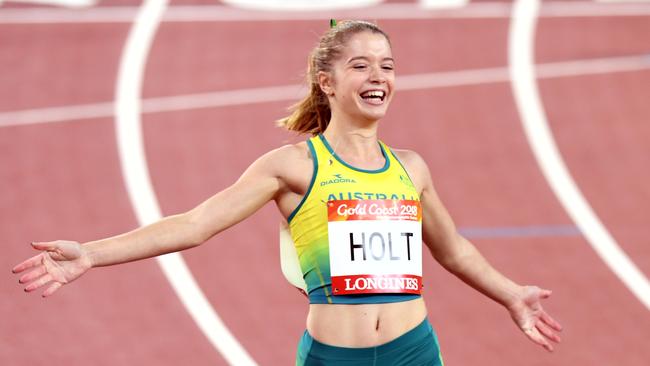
[367,112,387,121]
[359,106,389,122]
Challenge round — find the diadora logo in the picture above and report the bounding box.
[320,173,357,186]
[399,174,415,188]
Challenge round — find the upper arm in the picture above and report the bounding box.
[393,149,462,262]
[184,145,296,243]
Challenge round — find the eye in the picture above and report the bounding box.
[382,64,394,71]
[353,64,368,70]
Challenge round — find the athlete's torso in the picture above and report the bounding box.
[288,134,423,305]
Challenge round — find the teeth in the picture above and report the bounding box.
[361,90,385,99]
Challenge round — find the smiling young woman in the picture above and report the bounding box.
[13,20,562,366]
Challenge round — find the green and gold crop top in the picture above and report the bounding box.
[287,134,424,304]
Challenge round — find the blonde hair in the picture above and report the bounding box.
[277,20,391,136]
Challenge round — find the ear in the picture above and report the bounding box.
[317,71,334,96]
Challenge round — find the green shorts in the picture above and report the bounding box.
[295,318,444,366]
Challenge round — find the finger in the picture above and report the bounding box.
[524,327,554,352]
[24,273,53,293]
[539,288,552,299]
[12,253,45,274]
[32,240,61,254]
[42,241,81,261]
[536,320,561,343]
[541,311,563,331]
[32,241,57,250]
[18,265,47,284]
[42,282,63,298]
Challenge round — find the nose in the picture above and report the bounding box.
[369,64,386,83]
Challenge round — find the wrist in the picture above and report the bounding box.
[80,241,97,269]
[504,284,527,311]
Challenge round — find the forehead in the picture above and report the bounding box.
[340,31,392,60]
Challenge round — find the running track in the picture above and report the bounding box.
[2,1,650,365]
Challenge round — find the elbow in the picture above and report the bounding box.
[177,211,210,248]
[186,232,206,249]
[436,253,466,275]
[429,233,473,273]
[432,248,461,273]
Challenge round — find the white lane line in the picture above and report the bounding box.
[0,102,114,127]
[220,0,382,11]
[418,0,469,9]
[3,54,649,128]
[509,0,650,310]
[597,0,650,3]
[535,54,650,79]
[113,0,258,365]
[1,0,97,7]
[1,2,650,24]
[140,84,305,114]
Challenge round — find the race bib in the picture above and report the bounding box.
[328,199,423,295]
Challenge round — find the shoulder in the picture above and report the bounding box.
[391,148,430,175]
[256,140,313,178]
[265,141,311,165]
[390,148,432,192]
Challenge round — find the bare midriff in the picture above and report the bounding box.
[306,297,427,347]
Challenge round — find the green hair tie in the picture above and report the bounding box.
[330,19,337,28]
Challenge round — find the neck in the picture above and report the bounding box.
[323,117,381,160]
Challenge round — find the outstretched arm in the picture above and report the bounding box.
[13,147,290,296]
[83,147,284,267]
[397,150,563,352]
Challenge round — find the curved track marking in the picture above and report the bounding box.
[509,0,650,310]
[3,2,650,24]
[113,0,257,365]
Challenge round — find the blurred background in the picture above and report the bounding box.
[1,0,649,365]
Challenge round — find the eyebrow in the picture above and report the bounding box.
[346,56,395,64]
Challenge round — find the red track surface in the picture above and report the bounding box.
[2,1,649,365]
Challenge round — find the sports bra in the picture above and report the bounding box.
[286,134,423,304]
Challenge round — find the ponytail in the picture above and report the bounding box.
[276,56,331,136]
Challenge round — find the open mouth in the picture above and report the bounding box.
[359,90,386,105]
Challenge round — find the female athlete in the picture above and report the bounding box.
[13,20,562,365]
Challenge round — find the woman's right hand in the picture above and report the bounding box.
[12,241,92,297]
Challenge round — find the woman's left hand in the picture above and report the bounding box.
[508,285,563,352]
